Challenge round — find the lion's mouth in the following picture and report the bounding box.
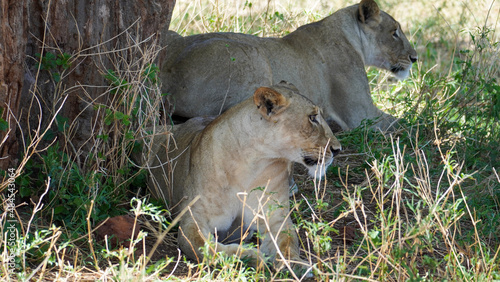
[390,63,406,73]
[303,156,319,166]
[301,154,334,179]
[302,155,334,167]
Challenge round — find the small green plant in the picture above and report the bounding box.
[96,198,173,280]
[35,51,72,82]
[194,238,268,281]
[300,220,337,256]
[16,143,133,233]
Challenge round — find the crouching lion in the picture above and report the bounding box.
[142,82,341,274]
[161,0,417,132]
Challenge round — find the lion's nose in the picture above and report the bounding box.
[330,146,341,157]
[410,54,418,63]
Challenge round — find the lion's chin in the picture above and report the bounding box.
[391,64,412,80]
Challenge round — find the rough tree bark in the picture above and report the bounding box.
[0,0,175,170]
[0,0,28,170]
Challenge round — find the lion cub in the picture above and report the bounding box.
[143,81,341,274]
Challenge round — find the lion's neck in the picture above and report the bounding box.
[285,5,368,66]
[209,110,284,158]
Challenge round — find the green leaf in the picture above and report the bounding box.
[56,114,69,132]
[125,130,134,140]
[97,134,109,142]
[53,206,65,215]
[114,111,125,120]
[104,109,114,125]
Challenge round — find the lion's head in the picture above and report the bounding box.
[357,0,417,80]
[253,81,342,178]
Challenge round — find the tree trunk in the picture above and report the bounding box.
[0,0,28,170]
[1,0,175,169]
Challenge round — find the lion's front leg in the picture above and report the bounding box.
[177,216,267,268]
[258,209,310,275]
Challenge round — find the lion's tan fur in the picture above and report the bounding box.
[143,82,341,272]
[161,0,417,132]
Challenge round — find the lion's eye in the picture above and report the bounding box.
[309,114,319,123]
[392,29,399,38]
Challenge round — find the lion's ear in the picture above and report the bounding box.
[253,87,290,119]
[358,0,381,25]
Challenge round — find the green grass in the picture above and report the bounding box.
[1,0,499,280]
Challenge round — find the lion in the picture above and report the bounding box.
[142,81,342,274]
[161,0,417,132]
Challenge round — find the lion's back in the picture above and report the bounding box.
[170,116,216,154]
[161,33,276,117]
